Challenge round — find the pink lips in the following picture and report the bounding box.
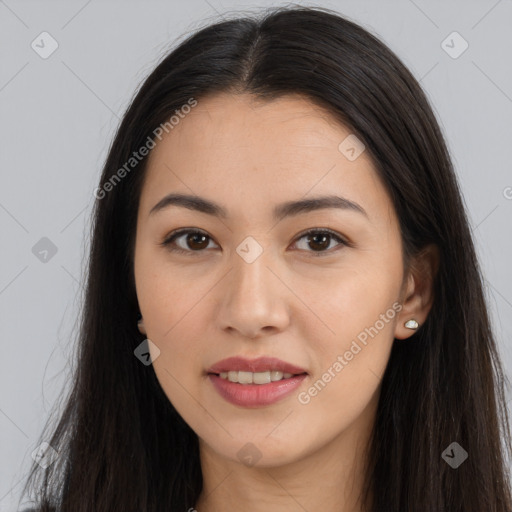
[207,356,308,408]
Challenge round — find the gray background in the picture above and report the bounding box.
[1,0,511,509]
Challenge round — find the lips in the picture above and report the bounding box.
[207,356,309,407]
[207,356,308,375]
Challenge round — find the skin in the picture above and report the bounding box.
[134,92,438,511]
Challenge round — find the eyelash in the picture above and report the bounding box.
[159,227,350,257]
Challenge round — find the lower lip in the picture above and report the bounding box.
[208,374,307,407]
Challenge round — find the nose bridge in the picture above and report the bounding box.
[217,237,290,336]
[230,239,275,300]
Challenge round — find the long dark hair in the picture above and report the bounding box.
[20,5,512,511]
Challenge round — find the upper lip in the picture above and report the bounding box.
[207,356,308,375]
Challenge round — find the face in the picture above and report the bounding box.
[134,92,409,467]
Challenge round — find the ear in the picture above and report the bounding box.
[137,317,147,335]
[394,243,439,340]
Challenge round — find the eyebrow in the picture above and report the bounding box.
[149,192,368,221]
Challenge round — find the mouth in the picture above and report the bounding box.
[206,356,308,407]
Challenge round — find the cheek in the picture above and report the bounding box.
[135,246,207,339]
[306,262,400,342]
[298,261,400,408]
[292,293,397,452]
[134,254,208,405]
[138,275,206,377]
[136,258,213,369]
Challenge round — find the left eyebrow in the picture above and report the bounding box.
[149,193,369,221]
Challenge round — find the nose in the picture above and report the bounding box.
[216,246,291,339]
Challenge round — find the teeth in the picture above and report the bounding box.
[270,370,284,381]
[238,371,253,384]
[218,370,297,384]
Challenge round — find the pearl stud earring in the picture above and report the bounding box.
[404,319,419,330]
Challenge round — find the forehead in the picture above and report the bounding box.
[139,92,393,225]
[152,92,357,159]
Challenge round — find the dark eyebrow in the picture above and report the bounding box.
[149,193,368,220]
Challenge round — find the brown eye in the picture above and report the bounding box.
[305,232,330,251]
[183,232,209,250]
[293,229,347,256]
[161,229,216,255]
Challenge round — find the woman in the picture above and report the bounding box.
[20,5,512,511]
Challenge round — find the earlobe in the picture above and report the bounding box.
[137,317,146,335]
[394,244,439,340]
